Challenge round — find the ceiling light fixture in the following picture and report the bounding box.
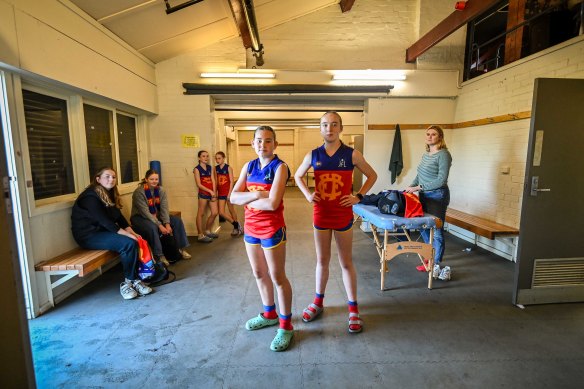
[200,72,275,79]
[332,70,407,81]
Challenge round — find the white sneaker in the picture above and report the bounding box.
[198,235,213,243]
[432,264,441,279]
[132,279,153,296]
[438,266,451,281]
[179,249,191,259]
[231,227,239,236]
[120,281,138,300]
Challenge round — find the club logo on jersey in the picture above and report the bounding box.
[248,184,268,192]
[218,176,228,186]
[315,161,322,167]
[317,173,344,200]
[338,159,346,168]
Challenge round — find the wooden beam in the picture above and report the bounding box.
[367,110,531,131]
[505,0,527,64]
[406,0,502,63]
[227,0,252,48]
[340,0,356,13]
[368,124,454,131]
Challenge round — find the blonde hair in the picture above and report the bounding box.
[89,167,123,208]
[425,125,448,152]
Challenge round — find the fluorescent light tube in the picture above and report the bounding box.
[200,72,275,79]
[332,70,406,81]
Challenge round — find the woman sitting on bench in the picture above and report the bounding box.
[71,167,153,300]
[130,169,191,266]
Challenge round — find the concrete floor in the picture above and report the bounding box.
[29,188,584,388]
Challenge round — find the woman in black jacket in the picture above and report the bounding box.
[71,167,153,300]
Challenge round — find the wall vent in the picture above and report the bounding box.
[532,258,584,288]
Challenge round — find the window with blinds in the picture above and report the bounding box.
[116,113,139,184]
[83,104,114,178]
[22,90,74,200]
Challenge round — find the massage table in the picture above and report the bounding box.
[353,203,443,290]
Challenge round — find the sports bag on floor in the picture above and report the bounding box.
[160,233,182,264]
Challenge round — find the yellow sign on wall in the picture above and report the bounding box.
[182,135,200,148]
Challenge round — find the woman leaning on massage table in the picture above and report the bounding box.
[404,125,452,281]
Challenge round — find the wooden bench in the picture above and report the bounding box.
[36,211,182,307]
[445,208,519,260]
[445,208,519,240]
[35,248,118,307]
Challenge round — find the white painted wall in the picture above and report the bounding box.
[0,0,157,113]
[0,0,158,313]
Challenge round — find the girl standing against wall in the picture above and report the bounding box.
[214,151,243,236]
[193,150,219,243]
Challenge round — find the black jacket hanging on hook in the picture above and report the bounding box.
[388,124,403,184]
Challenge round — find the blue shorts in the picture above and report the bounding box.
[199,193,212,200]
[314,219,353,232]
[244,227,287,249]
[218,195,228,200]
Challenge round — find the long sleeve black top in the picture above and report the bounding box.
[71,187,130,240]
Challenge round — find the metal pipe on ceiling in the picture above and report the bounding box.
[242,0,264,66]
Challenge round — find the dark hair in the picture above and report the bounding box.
[425,125,448,151]
[198,150,208,158]
[215,151,226,158]
[89,167,122,208]
[140,169,159,184]
[321,111,343,127]
[254,126,276,141]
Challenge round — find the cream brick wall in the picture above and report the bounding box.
[256,0,417,69]
[451,36,584,228]
[150,56,217,234]
[365,98,456,193]
[416,0,466,73]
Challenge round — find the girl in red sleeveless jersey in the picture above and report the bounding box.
[294,112,377,333]
[230,126,294,351]
[193,150,219,243]
[214,151,243,236]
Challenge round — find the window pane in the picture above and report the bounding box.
[22,90,74,200]
[116,113,139,184]
[84,104,113,178]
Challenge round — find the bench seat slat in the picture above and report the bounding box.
[35,248,117,276]
[446,208,519,240]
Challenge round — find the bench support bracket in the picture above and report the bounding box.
[44,271,79,307]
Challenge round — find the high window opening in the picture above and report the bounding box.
[464,0,583,81]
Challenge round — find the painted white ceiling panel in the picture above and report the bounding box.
[69,0,342,63]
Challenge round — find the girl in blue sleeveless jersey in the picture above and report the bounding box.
[294,111,377,334]
[214,151,243,236]
[193,150,219,242]
[230,126,294,351]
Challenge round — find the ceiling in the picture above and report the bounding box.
[69,0,343,63]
